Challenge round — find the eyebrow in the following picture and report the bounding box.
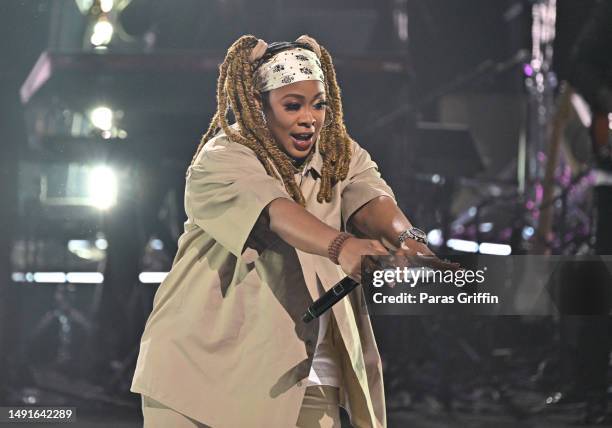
[281,92,325,101]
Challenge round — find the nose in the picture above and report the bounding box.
[298,108,316,128]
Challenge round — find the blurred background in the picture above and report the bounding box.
[0,0,611,426]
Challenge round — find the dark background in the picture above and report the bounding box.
[0,1,604,426]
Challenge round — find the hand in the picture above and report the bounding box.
[337,237,389,282]
[396,239,462,271]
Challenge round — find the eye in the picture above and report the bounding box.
[284,103,301,111]
[314,101,329,110]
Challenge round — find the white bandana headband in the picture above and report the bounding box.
[254,47,325,93]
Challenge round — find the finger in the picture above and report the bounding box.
[397,245,418,257]
[370,240,390,254]
[404,241,435,256]
[348,272,361,283]
[417,245,436,256]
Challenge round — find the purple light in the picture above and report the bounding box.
[537,151,547,162]
[535,183,543,203]
[523,64,534,77]
[500,228,512,240]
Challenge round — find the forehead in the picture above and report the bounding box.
[269,80,326,99]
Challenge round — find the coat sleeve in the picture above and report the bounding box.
[341,140,396,231]
[185,138,292,258]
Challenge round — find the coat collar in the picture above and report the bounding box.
[299,139,322,178]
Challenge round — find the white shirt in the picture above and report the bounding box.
[303,280,342,387]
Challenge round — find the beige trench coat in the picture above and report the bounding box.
[131,125,395,428]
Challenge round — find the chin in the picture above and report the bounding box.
[279,142,312,159]
[288,149,312,159]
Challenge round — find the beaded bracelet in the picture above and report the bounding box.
[328,232,352,265]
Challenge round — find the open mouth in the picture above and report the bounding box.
[290,132,315,150]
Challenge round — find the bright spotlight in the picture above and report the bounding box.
[139,272,169,284]
[95,238,108,250]
[150,239,164,251]
[90,19,114,46]
[33,272,67,284]
[478,242,512,256]
[100,0,114,13]
[90,106,113,131]
[522,226,535,240]
[447,239,479,253]
[66,272,104,284]
[88,165,118,210]
[427,229,443,247]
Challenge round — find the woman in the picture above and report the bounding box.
[131,34,436,428]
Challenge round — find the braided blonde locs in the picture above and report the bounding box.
[189,35,353,205]
[316,45,352,202]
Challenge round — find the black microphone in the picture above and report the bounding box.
[302,277,360,323]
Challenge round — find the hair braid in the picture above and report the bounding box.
[316,46,352,202]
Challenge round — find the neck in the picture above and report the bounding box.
[292,156,307,167]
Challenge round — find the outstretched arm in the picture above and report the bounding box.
[348,195,433,255]
[265,197,388,281]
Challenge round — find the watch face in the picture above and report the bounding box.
[411,227,426,239]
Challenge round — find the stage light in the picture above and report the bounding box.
[68,240,89,252]
[90,18,114,46]
[100,0,114,13]
[33,272,67,284]
[88,165,118,210]
[427,229,443,247]
[68,239,106,261]
[68,239,91,259]
[479,242,512,256]
[522,226,535,240]
[150,239,164,251]
[447,239,479,253]
[90,106,113,131]
[478,222,494,233]
[66,272,104,284]
[14,272,104,284]
[12,273,26,282]
[95,238,108,250]
[139,272,168,284]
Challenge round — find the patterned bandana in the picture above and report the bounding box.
[254,47,325,93]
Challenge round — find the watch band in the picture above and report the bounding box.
[398,227,428,246]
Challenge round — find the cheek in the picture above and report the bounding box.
[268,111,294,133]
